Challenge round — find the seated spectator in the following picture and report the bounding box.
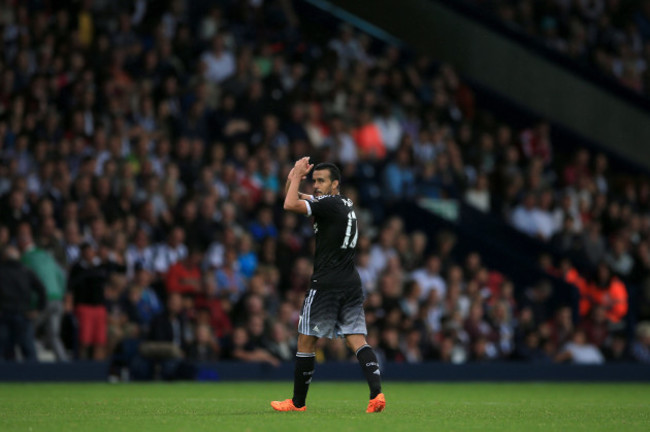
[411,254,447,300]
[121,267,162,335]
[153,226,188,274]
[464,173,491,213]
[378,326,406,363]
[237,233,258,279]
[187,324,220,362]
[201,34,235,84]
[141,293,195,380]
[605,236,634,278]
[165,247,203,296]
[265,321,295,362]
[555,330,605,365]
[126,229,156,278]
[383,146,416,201]
[215,248,247,302]
[631,322,650,363]
[224,327,279,367]
[511,192,541,238]
[249,206,278,243]
[514,331,550,363]
[353,110,386,160]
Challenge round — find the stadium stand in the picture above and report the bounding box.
[468,0,650,97]
[0,0,649,381]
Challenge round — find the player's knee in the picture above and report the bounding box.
[297,334,318,353]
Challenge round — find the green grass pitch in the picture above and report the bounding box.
[0,382,648,431]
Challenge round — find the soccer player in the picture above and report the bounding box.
[271,157,385,413]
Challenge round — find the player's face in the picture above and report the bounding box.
[312,169,337,196]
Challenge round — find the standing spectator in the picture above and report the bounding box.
[18,225,68,361]
[580,262,628,325]
[67,243,110,360]
[0,246,46,361]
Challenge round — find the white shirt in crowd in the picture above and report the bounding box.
[201,50,235,84]
[562,342,605,365]
[126,244,156,276]
[411,268,447,300]
[368,244,397,276]
[375,116,403,152]
[153,243,188,273]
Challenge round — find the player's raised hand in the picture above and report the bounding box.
[292,157,313,179]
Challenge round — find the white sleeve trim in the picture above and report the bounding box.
[304,200,312,217]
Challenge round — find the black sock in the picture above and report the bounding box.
[356,345,382,399]
[292,352,315,408]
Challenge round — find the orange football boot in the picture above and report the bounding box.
[271,399,307,412]
[366,393,386,413]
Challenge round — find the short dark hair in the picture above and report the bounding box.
[314,162,341,183]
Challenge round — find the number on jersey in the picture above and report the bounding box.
[341,210,358,249]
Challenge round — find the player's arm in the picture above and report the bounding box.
[284,157,314,215]
[284,170,314,202]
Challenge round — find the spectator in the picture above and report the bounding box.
[511,192,541,238]
[67,243,111,360]
[580,262,628,325]
[383,146,416,201]
[18,224,68,361]
[411,254,447,300]
[464,173,491,213]
[0,246,46,361]
[224,327,279,367]
[215,248,247,302]
[555,330,605,365]
[201,34,235,84]
[165,247,203,296]
[354,110,386,160]
[187,324,220,362]
[143,292,195,380]
[122,267,162,335]
[153,227,188,274]
[631,321,650,363]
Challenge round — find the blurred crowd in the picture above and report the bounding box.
[1,0,649,378]
[471,0,650,95]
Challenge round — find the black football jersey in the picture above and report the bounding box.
[306,194,362,289]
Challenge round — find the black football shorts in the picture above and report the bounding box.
[298,285,367,339]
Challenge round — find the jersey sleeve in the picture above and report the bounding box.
[306,196,343,219]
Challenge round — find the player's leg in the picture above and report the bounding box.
[292,333,317,406]
[271,333,317,411]
[272,288,333,412]
[344,334,385,412]
[339,286,385,412]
